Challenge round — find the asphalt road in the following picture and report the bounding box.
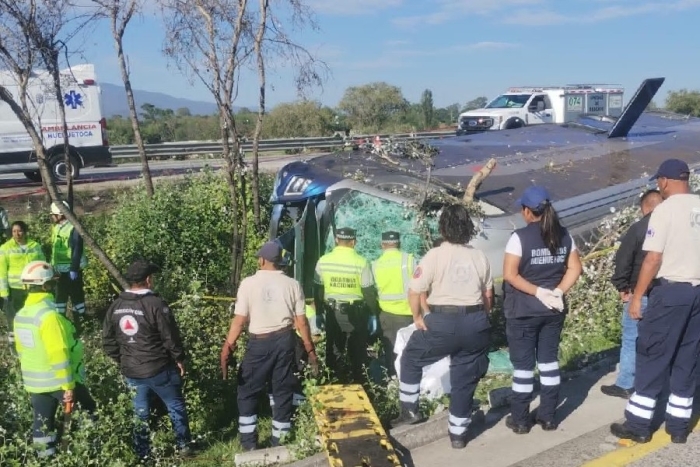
[0,154,306,199]
[407,366,700,467]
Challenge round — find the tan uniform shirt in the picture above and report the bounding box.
[643,193,700,286]
[409,242,493,306]
[234,270,305,334]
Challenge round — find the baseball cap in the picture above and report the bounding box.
[381,231,400,243]
[125,258,161,283]
[257,241,283,264]
[335,227,356,240]
[650,158,690,181]
[516,185,551,210]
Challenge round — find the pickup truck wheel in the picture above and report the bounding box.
[49,153,80,182]
[23,171,42,182]
[505,118,524,130]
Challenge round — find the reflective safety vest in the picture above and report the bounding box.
[14,293,80,393]
[0,238,46,297]
[315,246,370,303]
[296,304,318,337]
[51,221,87,272]
[372,249,415,316]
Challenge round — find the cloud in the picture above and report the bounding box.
[308,0,403,15]
[392,0,544,28]
[502,0,700,25]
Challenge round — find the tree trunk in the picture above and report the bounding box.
[250,0,269,231]
[463,158,497,203]
[0,87,129,289]
[47,56,75,208]
[219,119,242,293]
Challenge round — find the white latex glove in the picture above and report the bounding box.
[551,288,565,312]
[535,287,555,310]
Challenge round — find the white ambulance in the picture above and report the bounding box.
[456,83,625,135]
[0,63,111,181]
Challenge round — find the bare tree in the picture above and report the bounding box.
[91,0,155,197]
[160,0,254,289]
[0,0,129,288]
[248,0,328,229]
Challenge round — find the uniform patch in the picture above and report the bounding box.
[413,267,422,279]
[646,227,655,238]
[119,315,139,336]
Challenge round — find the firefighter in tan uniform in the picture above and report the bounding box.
[220,241,317,451]
[314,227,379,383]
[392,204,493,450]
[372,231,416,376]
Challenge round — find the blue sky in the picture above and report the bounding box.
[73,0,700,109]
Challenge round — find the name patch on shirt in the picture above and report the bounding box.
[530,247,567,265]
[330,276,358,288]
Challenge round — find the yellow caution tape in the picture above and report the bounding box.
[311,384,402,467]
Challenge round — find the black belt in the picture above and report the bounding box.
[249,325,294,340]
[430,305,483,314]
[651,278,696,288]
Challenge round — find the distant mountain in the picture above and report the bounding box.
[99,82,248,117]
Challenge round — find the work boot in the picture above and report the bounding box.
[535,418,558,431]
[450,437,467,449]
[666,427,688,444]
[610,423,651,443]
[391,408,425,428]
[601,385,633,399]
[505,415,531,434]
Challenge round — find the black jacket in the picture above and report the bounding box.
[102,290,186,379]
[610,213,652,293]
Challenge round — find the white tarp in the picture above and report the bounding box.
[393,323,452,400]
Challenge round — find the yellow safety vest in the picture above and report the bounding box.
[0,238,46,297]
[315,246,369,303]
[14,293,79,393]
[296,304,317,338]
[51,221,88,272]
[372,249,414,316]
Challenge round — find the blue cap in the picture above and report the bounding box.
[257,241,283,264]
[516,185,551,210]
[650,158,690,181]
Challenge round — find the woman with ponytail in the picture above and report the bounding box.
[501,185,583,434]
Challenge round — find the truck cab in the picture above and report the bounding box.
[456,85,625,135]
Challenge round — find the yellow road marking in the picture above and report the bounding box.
[581,422,700,467]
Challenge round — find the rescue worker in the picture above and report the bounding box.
[0,221,46,350]
[220,241,317,451]
[313,227,379,383]
[0,205,10,242]
[14,260,96,459]
[49,201,88,331]
[393,204,493,450]
[102,258,195,459]
[502,185,582,434]
[371,231,416,376]
[611,159,700,444]
[604,189,662,399]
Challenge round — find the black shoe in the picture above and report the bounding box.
[391,408,425,428]
[505,415,531,434]
[610,423,651,443]
[601,385,633,399]
[666,427,688,444]
[535,419,558,431]
[450,438,467,449]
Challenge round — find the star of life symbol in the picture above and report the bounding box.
[63,90,83,109]
[119,315,139,337]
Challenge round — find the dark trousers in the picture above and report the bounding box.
[125,365,192,457]
[268,335,307,408]
[399,308,490,442]
[325,306,369,384]
[623,282,700,437]
[506,314,565,425]
[30,383,96,458]
[55,271,86,335]
[237,329,297,450]
[380,312,414,376]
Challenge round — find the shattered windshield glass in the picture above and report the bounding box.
[326,190,440,262]
[485,94,531,109]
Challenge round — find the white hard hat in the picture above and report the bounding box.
[50,200,70,215]
[21,261,58,285]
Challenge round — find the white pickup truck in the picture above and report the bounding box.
[456,84,625,135]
